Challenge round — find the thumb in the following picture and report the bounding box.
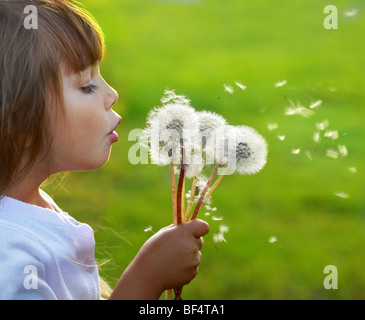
[185,219,210,238]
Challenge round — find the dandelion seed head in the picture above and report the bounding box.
[216,125,268,175]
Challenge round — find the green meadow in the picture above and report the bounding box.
[46,0,365,299]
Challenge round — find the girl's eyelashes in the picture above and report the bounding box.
[81,84,97,94]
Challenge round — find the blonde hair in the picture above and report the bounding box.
[0,0,104,197]
[0,0,112,299]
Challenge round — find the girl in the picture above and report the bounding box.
[0,0,209,300]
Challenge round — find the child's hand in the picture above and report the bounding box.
[109,219,210,300]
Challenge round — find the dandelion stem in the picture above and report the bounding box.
[170,162,178,225]
[176,146,185,225]
[191,163,220,220]
[203,168,229,204]
[184,175,198,222]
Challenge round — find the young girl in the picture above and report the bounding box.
[0,0,209,300]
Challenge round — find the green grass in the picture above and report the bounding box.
[46,0,365,299]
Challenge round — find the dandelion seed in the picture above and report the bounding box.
[345,9,358,17]
[213,233,227,244]
[285,100,315,118]
[219,225,229,234]
[144,226,153,232]
[235,82,247,91]
[224,84,234,95]
[316,120,329,131]
[305,150,312,160]
[324,130,339,140]
[348,166,357,173]
[291,149,301,155]
[268,236,277,244]
[309,100,322,109]
[212,216,223,221]
[204,212,211,217]
[313,132,321,144]
[334,192,350,199]
[275,80,287,88]
[267,123,279,131]
[161,89,191,105]
[338,145,348,158]
[326,149,339,159]
[277,135,286,141]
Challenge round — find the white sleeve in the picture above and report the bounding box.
[0,223,57,300]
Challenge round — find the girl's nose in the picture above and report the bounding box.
[106,86,119,110]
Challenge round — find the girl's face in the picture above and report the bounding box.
[49,63,121,173]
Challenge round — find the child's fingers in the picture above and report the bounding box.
[185,219,210,238]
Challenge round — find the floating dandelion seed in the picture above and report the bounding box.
[309,100,322,109]
[313,132,321,144]
[275,80,287,88]
[213,225,229,244]
[235,82,247,91]
[144,226,153,232]
[305,150,313,160]
[348,167,357,173]
[268,236,277,244]
[291,149,301,155]
[224,84,234,95]
[161,89,191,105]
[326,149,339,159]
[335,192,350,199]
[324,130,339,140]
[277,135,286,141]
[267,123,279,131]
[345,9,358,17]
[285,100,315,118]
[338,145,348,158]
[212,216,224,221]
[316,120,330,131]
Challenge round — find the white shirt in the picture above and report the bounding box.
[0,191,101,300]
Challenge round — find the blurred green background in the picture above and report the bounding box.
[47,0,365,299]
